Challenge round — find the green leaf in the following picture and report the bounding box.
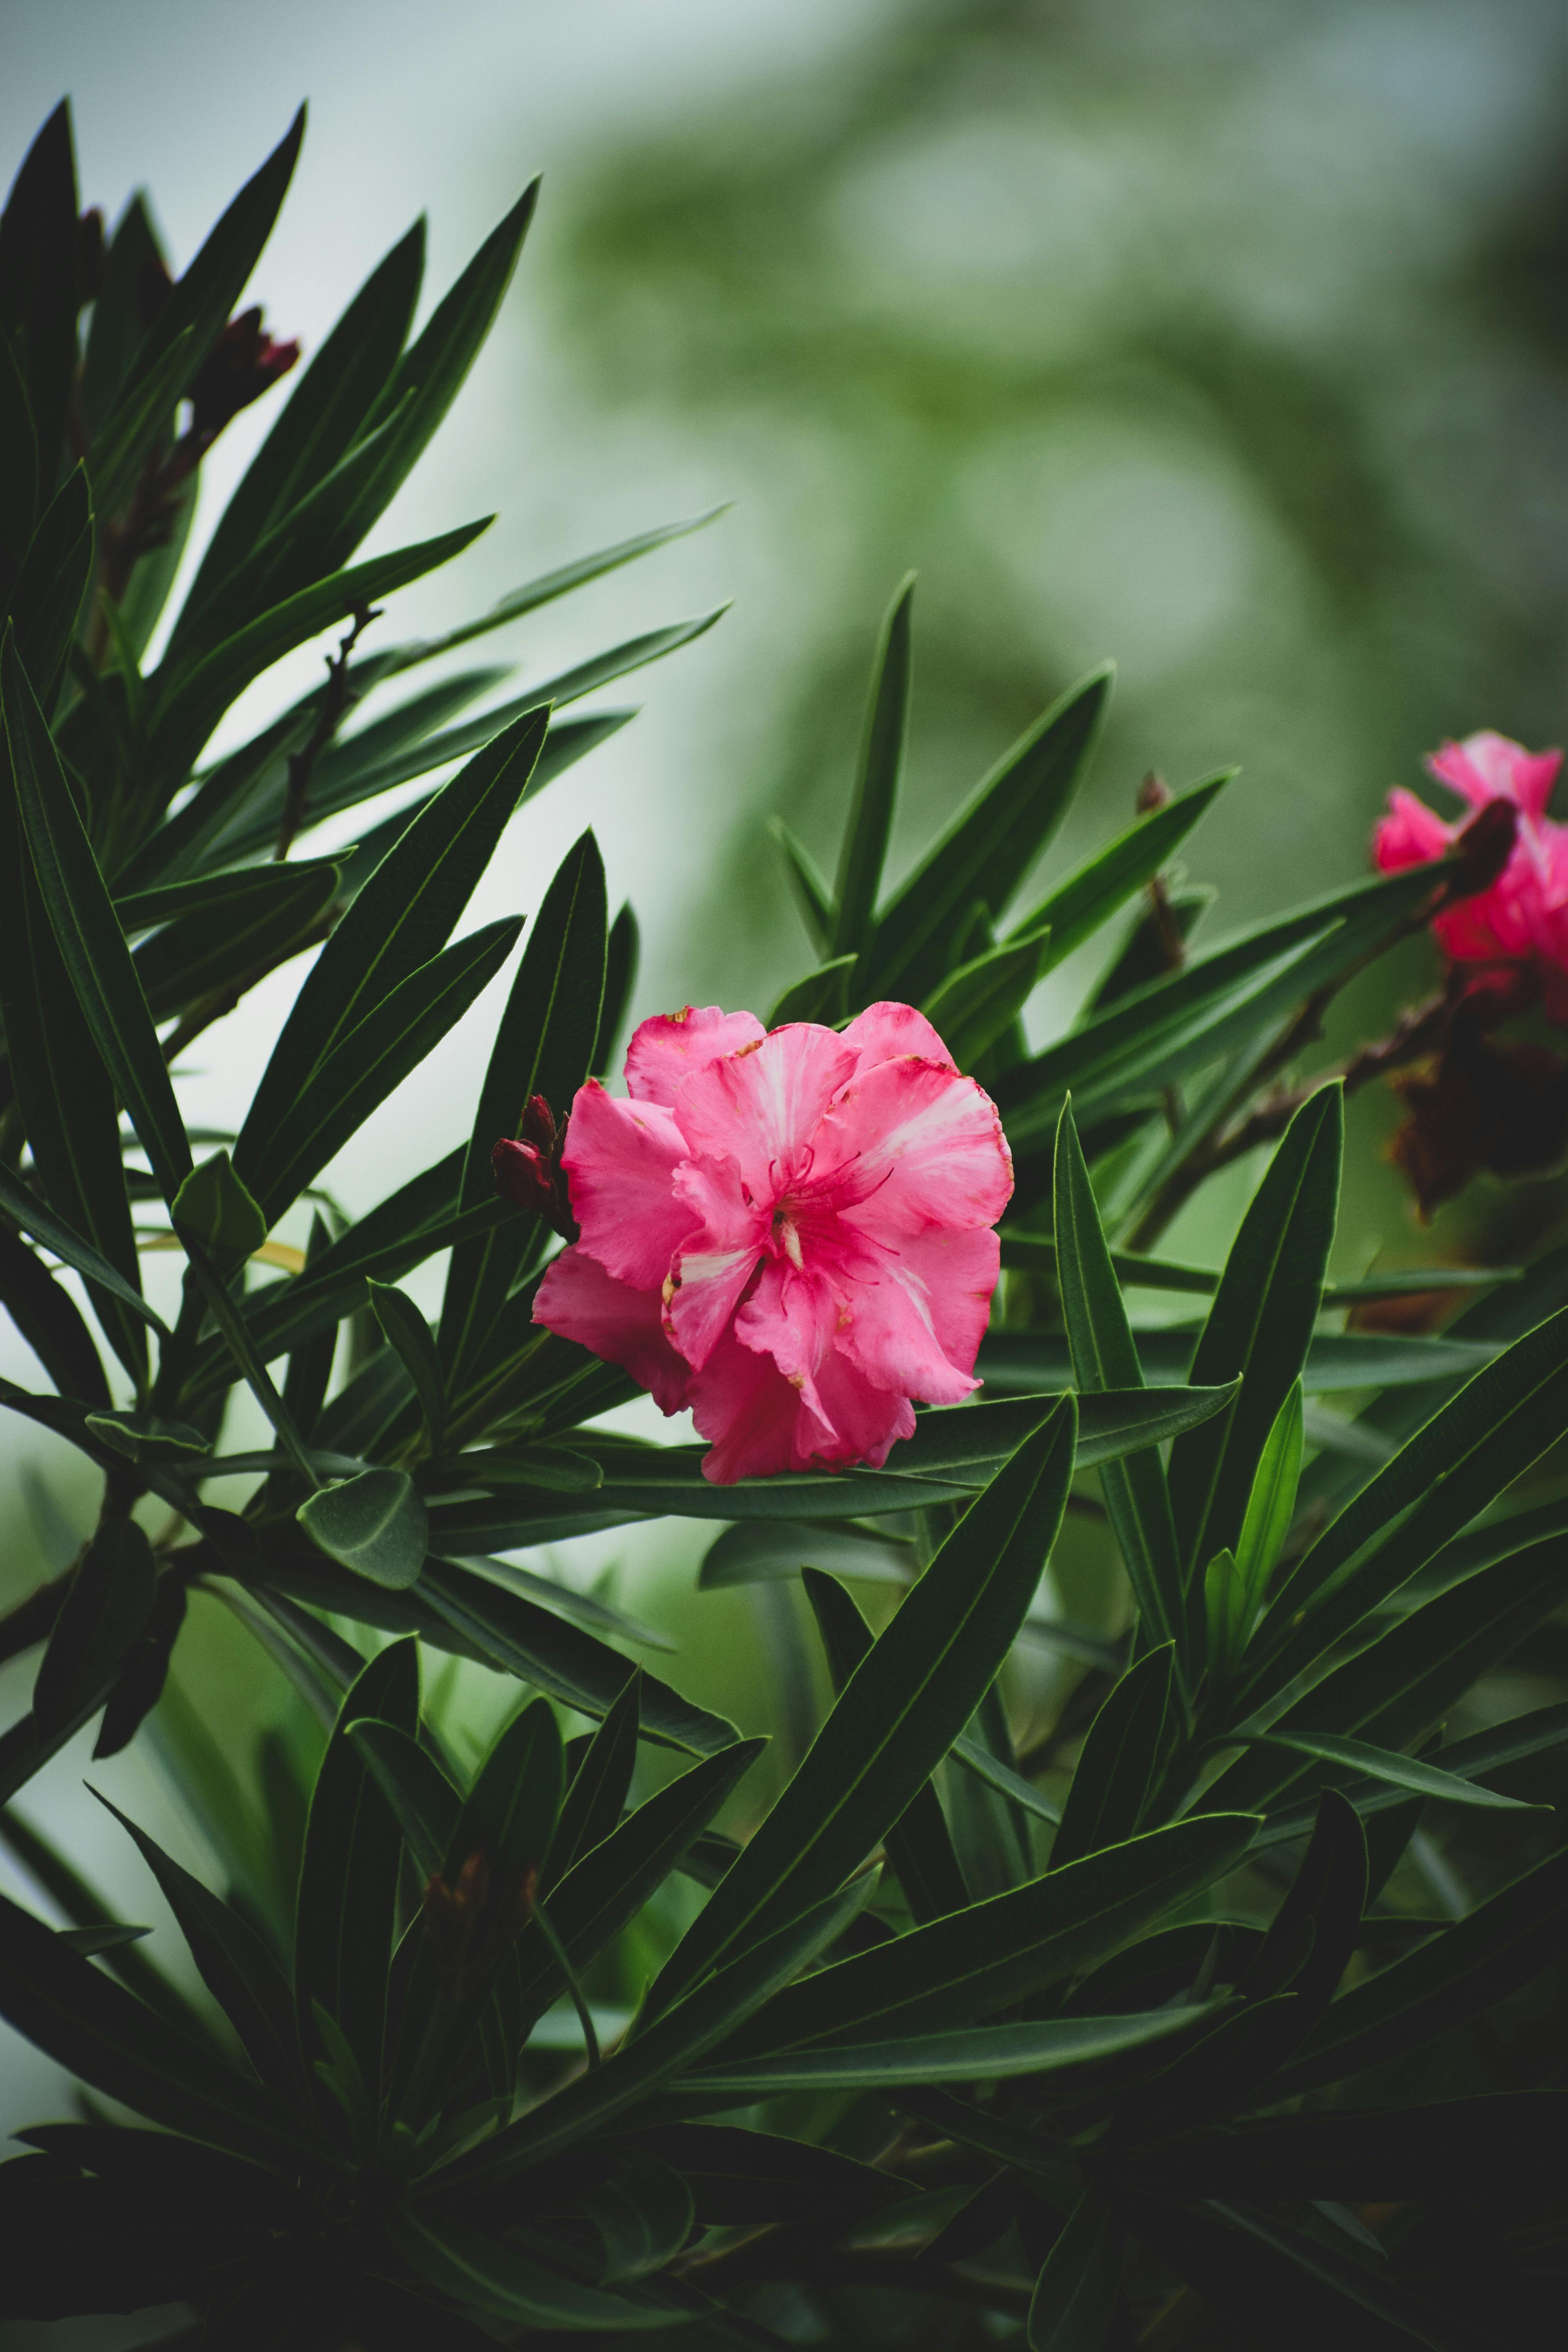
[0,1891,307,2163]
[1169,1087,1342,1583]
[1258,1729,1545,1812]
[769,815,835,951]
[1027,2191,1121,2352]
[332,180,539,559]
[244,915,524,1225]
[0,103,78,493]
[0,1218,109,1404]
[294,1638,419,2104]
[345,1718,459,1877]
[92,1791,303,2099]
[574,2148,696,2283]
[438,828,606,1397]
[83,1409,207,1462]
[367,1280,445,1450]
[1008,770,1233,967]
[236,702,547,1183]
[1050,1648,1174,1871]
[925,932,1049,1067]
[721,1812,1257,2058]
[0,330,38,578]
[298,1470,428,1591]
[9,465,94,710]
[1131,2092,1568,2201]
[181,219,425,616]
[833,573,915,958]
[2,627,191,1202]
[392,2213,677,2332]
[1228,1378,1303,1659]
[448,1698,563,1886]
[1054,1102,1184,1660]
[171,1150,268,1269]
[648,1400,1077,2009]
[802,1567,969,1924]
[1242,1299,1568,1717]
[131,860,338,1024]
[767,954,856,1029]
[112,108,303,446]
[682,2005,1214,2098]
[31,1521,157,1741]
[864,666,1111,1000]
[85,325,196,528]
[417,1559,736,1755]
[546,1670,641,1886]
[949,1733,1063,1828]
[144,517,491,780]
[980,1325,1496,1397]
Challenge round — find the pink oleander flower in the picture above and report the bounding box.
[532,1002,1013,1483]
[1374,730,1568,1023]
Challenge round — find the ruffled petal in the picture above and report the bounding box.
[732,1257,839,1425]
[840,1000,956,1074]
[533,1247,690,1414]
[837,1225,998,1405]
[674,1022,859,1200]
[1373,788,1453,874]
[624,1005,766,1108]
[813,1057,1013,1237]
[688,1326,833,1483]
[1428,731,1563,820]
[666,1241,765,1370]
[559,1081,694,1289]
[808,1348,916,1469]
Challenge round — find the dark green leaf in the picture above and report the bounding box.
[1211,1379,1303,1686]
[0,329,38,576]
[131,860,337,1024]
[0,102,78,492]
[392,2213,677,2332]
[439,828,606,1395]
[768,954,855,1029]
[1054,1101,1184,1660]
[181,219,424,614]
[720,1812,1257,2057]
[294,1637,418,2103]
[1050,1649,1173,1871]
[368,1280,445,1449]
[1008,770,1233,968]
[1259,1729,1545,1811]
[171,1149,267,1270]
[769,815,834,951]
[1027,2191,1120,2352]
[545,1670,640,1885]
[31,1521,157,1740]
[865,666,1111,1001]
[85,326,195,528]
[448,1698,562,1885]
[93,1574,187,1759]
[649,1401,1076,2008]
[682,2005,1214,2098]
[1130,2092,1568,2200]
[298,1469,428,1590]
[833,573,914,958]
[926,933,1049,1068]
[802,1567,968,1924]
[91,1791,302,2099]
[0,1891,307,2162]
[83,1409,207,1461]
[346,1719,459,1877]
[2,627,191,1201]
[9,465,94,710]
[0,1218,109,1403]
[979,1326,1497,1396]
[1169,1087,1342,1581]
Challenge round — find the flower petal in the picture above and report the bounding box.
[675,1022,859,1200]
[841,1000,956,1074]
[688,1326,833,1483]
[624,1005,766,1108]
[1428,731,1563,820]
[814,1057,1013,1236]
[533,1247,690,1414]
[732,1256,838,1421]
[837,1225,998,1405]
[1374,788,1453,874]
[560,1081,694,1288]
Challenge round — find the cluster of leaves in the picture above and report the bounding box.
[0,101,1565,2352]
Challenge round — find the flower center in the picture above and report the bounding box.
[771,1202,805,1270]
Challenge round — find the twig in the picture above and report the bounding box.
[273,606,379,860]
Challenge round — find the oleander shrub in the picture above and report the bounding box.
[0,98,1564,2352]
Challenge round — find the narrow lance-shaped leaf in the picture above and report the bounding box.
[1053,1101,1184,1664]
[648,1398,1078,2011]
[2,628,191,1204]
[368,1280,445,1450]
[1167,1085,1342,1583]
[834,573,914,960]
[1006,769,1234,965]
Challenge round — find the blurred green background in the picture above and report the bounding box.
[5,0,1568,2220]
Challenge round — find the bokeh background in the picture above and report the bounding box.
[5,0,1568,2253]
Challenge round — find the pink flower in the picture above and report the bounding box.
[1374,730,1568,1022]
[533,1003,1013,1483]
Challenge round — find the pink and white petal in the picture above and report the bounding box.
[665,1241,764,1370]
[1432,731,1564,820]
[624,1005,766,1107]
[838,1225,998,1405]
[533,1248,691,1415]
[689,1327,834,1484]
[732,1258,839,1425]
[1373,789,1452,873]
[675,1023,859,1199]
[815,1058,1013,1236]
[804,1348,916,1470]
[560,1082,695,1289]
[671,1151,769,1245]
[840,1000,956,1075]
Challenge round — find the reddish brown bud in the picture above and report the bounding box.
[1448,799,1518,900]
[189,307,300,440]
[1137,769,1172,816]
[493,1101,579,1241]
